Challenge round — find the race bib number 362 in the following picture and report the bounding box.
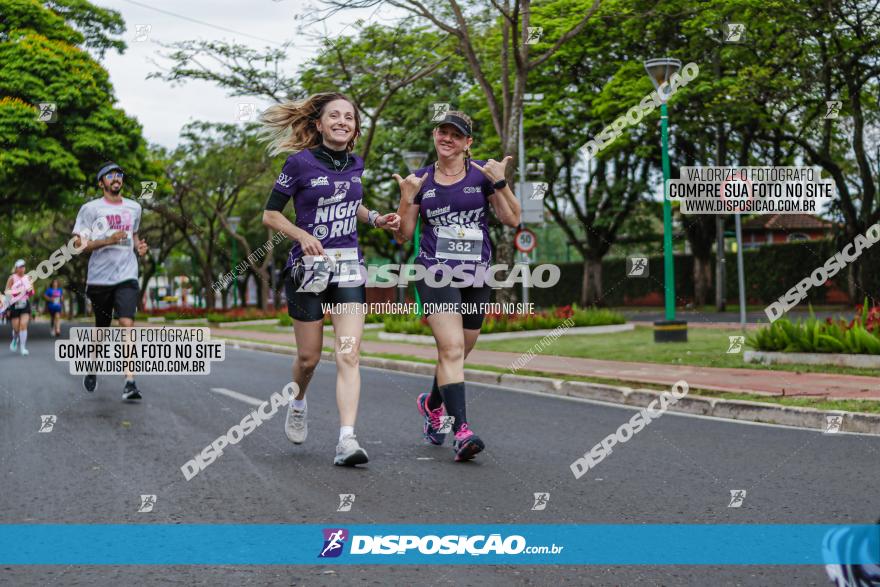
[436,226,482,261]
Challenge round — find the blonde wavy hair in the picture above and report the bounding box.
[258,92,361,157]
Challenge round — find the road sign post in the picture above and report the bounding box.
[515,228,537,306]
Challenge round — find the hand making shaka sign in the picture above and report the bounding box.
[470,156,513,183]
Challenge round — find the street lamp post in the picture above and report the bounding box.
[402,151,427,314]
[150,248,161,310]
[189,234,200,309]
[645,57,688,343]
[228,216,241,307]
[520,93,544,306]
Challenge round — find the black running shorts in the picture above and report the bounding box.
[8,300,31,319]
[283,268,365,322]
[415,279,492,330]
[86,279,139,326]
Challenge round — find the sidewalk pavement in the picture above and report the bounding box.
[211,327,880,401]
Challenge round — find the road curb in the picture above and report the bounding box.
[378,323,635,344]
[217,337,880,435]
[744,349,880,369]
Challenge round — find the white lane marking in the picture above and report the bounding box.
[416,457,434,460]
[209,387,264,407]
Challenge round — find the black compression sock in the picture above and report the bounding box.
[438,381,467,433]
[427,375,443,410]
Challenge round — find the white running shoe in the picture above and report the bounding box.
[285,404,308,444]
[20,348,29,356]
[334,434,369,466]
[10,338,17,352]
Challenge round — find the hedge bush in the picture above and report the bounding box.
[531,240,880,307]
[747,302,880,354]
[206,307,281,323]
[383,305,625,336]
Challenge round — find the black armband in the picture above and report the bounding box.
[265,189,291,212]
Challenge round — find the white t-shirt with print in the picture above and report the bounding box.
[73,197,142,285]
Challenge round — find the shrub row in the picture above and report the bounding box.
[747,302,880,355]
[383,305,625,336]
[531,240,880,307]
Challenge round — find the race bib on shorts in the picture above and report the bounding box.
[14,300,27,309]
[435,226,482,261]
[298,255,336,293]
[324,247,361,284]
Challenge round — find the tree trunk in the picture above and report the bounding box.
[272,264,282,309]
[579,260,589,307]
[580,257,603,306]
[494,117,519,304]
[693,255,713,307]
[714,217,726,311]
[255,268,271,311]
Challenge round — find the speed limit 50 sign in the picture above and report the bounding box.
[514,228,537,253]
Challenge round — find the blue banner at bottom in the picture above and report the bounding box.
[0,524,878,565]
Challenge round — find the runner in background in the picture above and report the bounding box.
[393,110,521,461]
[73,162,148,400]
[260,92,400,466]
[44,279,64,337]
[5,259,35,356]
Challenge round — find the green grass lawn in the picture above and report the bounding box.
[210,335,880,413]
[363,351,880,414]
[476,325,878,377]
[611,304,851,314]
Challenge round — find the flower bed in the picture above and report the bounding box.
[383,305,626,336]
[207,307,288,324]
[138,306,291,324]
[748,302,880,354]
[136,306,211,321]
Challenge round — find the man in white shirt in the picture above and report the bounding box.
[73,162,149,399]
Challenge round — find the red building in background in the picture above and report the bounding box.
[741,213,835,249]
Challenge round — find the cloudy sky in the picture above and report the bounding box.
[95,0,402,148]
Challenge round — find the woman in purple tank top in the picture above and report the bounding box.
[261,92,400,467]
[394,110,521,462]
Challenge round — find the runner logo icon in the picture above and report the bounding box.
[334,181,350,198]
[438,416,454,434]
[311,176,329,187]
[138,494,156,513]
[337,494,355,512]
[824,415,843,434]
[728,490,746,508]
[39,415,56,433]
[319,528,348,558]
[531,492,549,511]
[727,336,745,353]
[627,256,648,277]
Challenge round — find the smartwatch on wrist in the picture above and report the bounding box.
[492,179,507,190]
[368,209,380,227]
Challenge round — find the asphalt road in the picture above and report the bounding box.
[2,322,879,586]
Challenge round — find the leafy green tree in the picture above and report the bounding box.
[150,122,275,309]
[0,0,149,210]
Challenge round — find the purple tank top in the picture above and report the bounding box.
[413,160,496,268]
[272,149,365,269]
